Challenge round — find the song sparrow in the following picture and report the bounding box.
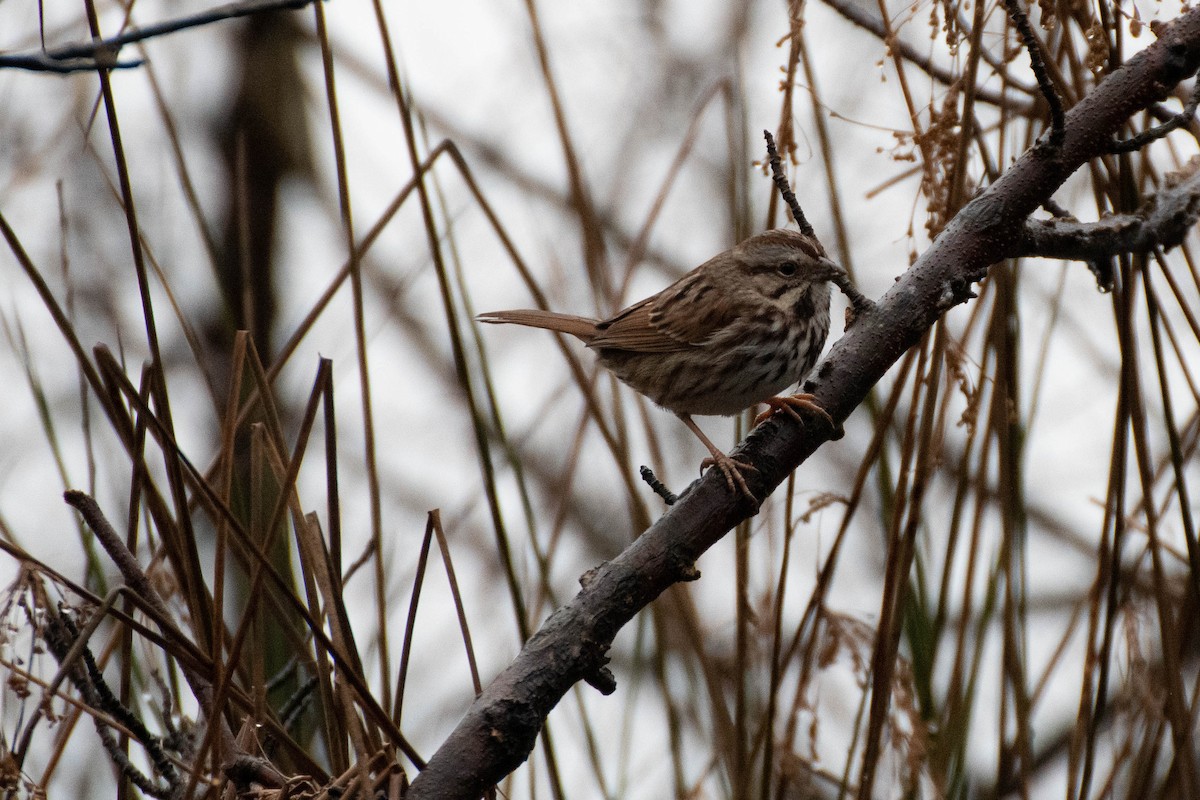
[478,228,845,501]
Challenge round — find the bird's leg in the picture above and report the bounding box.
[754,394,843,438]
[678,414,757,503]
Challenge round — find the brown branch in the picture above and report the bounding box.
[405,9,1200,799]
[0,0,318,73]
[1020,161,1200,261]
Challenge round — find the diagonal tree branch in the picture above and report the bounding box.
[405,10,1200,799]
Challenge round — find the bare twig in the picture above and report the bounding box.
[1040,197,1074,218]
[1018,161,1200,264]
[1110,72,1200,153]
[639,466,678,505]
[1002,0,1066,147]
[764,129,815,237]
[62,491,236,761]
[41,608,179,799]
[0,0,319,73]
[763,130,875,315]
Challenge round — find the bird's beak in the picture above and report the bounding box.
[816,257,846,281]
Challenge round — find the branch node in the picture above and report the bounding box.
[936,284,957,312]
[579,565,604,589]
[936,279,979,312]
[674,560,701,583]
[1089,259,1116,292]
[583,666,618,695]
[223,755,288,791]
[832,273,876,317]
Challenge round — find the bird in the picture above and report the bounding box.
[478,228,845,501]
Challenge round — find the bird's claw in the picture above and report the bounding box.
[755,394,843,439]
[699,453,759,505]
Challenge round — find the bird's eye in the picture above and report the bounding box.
[778,261,798,277]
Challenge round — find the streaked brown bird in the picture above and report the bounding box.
[478,228,844,500]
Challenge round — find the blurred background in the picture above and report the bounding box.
[0,0,1197,797]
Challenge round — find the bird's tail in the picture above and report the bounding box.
[476,309,599,343]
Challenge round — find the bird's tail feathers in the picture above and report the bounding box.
[476,309,599,343]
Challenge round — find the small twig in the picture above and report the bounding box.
[0,51,143,72]
[830,274,875,319]
[63,491,237,759]
[1041,197,1074,218]
[63,492,172,626]
[763,130,875,317]
[67,614,182,790]
[1110,72,1200,153]
[42,608,176,799]
[1149,98,1200,145]
[278,675,319,731]
[1002,0,1066,147]
[153,671,195,762]
[639,466,677,505]
[763,130,815,237]
[0,0,318,74]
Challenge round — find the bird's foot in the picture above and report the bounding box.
[754,394,843,439]
[699,452,759,505]
[678,413,760,506]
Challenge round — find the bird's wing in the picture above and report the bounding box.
[588,274,738,353]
